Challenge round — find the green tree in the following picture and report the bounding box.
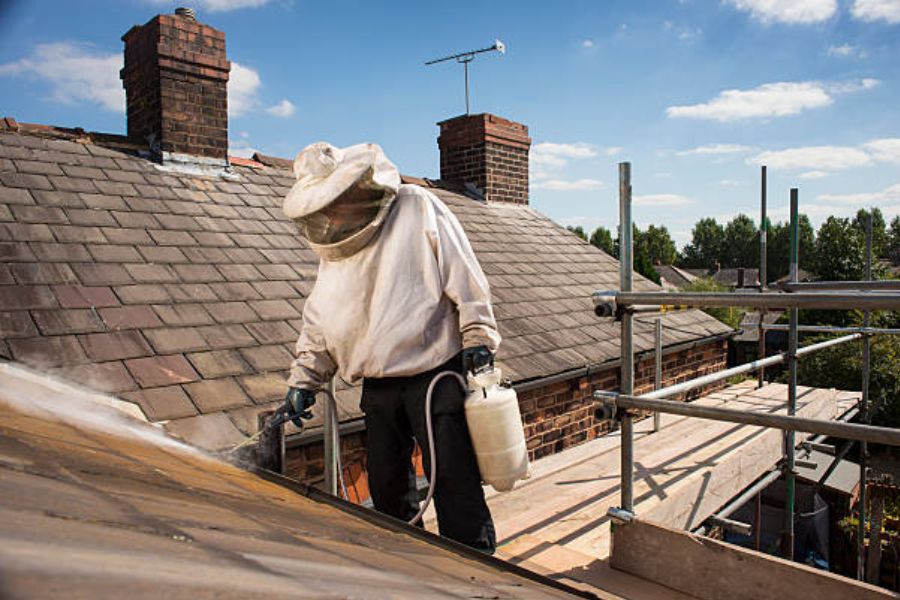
[722,214,758,268]
[889,216,900,265]
[813,216,865,281]
[766,214,815,282]
[796,311,900,427]
[631,224,661,284]
[853,208,888,259]
[683,277,744,329]
[680,218,725,269]
[566,225,587,241]
[641,224,678,266]
[589,226,615,255]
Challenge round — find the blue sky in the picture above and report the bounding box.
[1,0,898,247]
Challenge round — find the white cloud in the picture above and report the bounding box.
[827,44,862,57]
[819,183,900,205]
[532,178,603,191]
[266,99,296,118]
[148,0,272,12]
[863,138,900,164]
[676,143,755,156]
[633,194,694,206]
[726,0,837,24]
[532,142,598,165]
[0,42,124,112]
[228,61,262,117]
[581,39,595,48]
[229,140,259,158]
[851,0,900,23]
[750,138,900,171]
[604,146,623,156]
[750,146,871,170]
[666,80,877,122]
[718,179,742,186]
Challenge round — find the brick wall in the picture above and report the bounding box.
[438,113,531,205]
[284,338,728,501]
[120,12,230,161]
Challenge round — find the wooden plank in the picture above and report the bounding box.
[490,382,857,568]
[610,518,896,600]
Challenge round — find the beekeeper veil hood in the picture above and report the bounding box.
[283,142,401,261]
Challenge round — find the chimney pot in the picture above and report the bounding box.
[437,113,531,205]
[175,7,197,21]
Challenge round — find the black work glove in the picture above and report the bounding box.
[283,387,317,428]
[462,345,494,376]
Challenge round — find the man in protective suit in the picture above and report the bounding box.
[281,141,498,553]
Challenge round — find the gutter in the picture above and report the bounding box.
[513,331,735,393]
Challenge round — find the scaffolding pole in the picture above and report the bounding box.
[324,377,338,496]
[594,290,900,312]
[783,280,900,292]
[619,162,635,512]
[758,165,767,389]
[653,318,662,432]
[594,392,900,446]
[858,212,874,580]
[761,324,900,335]
[782,189,799,560]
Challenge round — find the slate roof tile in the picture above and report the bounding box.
[33,308,105,335]
[197,323,256,349]
[122,385,198,421]
[81,193,127,211]
[53,360,138,394]
[187,349,252,379]
[98,305,163,331]
[115,284,172,305]
[143,326,207,354]
[152,303,214,327]
[183,377,252,412]
[9,334,87,368]
[240,343,294,372]
[238,372,287,404]
[32,189,85,208]
[0,311,38,338]
[125,354,200,387]
[10,262,77,285]
[80,330,153,361]
[53,284,119,308]
[102,227,153,245]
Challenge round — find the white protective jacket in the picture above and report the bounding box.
[288,184,501,389]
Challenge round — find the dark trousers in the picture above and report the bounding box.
[361,353,496,553]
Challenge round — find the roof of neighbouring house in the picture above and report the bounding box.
[0,120,733,450]
[732,310,785,343]
[655,264,698,290]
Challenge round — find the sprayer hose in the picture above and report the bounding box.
[323,370,466,527]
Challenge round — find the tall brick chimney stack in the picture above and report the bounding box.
[438,113,531,205]
[120,8,230,164]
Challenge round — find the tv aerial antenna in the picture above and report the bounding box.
[425,40,505,115]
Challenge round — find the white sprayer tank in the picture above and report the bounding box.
[464,368,530,492]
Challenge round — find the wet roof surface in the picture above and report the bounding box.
[0,362,581,600]
[0,127,731,448]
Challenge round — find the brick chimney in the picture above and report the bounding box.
[120,8,230,164]
[437,113,531,205]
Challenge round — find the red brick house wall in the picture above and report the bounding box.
[285,338,728,502]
